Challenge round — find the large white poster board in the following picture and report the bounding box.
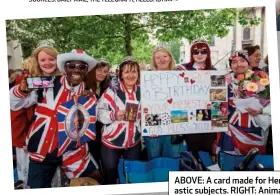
[141,70,229,136]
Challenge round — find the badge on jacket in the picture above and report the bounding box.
[57,95,97,156]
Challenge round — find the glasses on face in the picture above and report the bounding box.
[192,49,208,55]
[65,62,88,70]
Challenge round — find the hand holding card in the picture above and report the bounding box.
[19,74,33,93]
[233,97,263,113]
[116,110,126,121]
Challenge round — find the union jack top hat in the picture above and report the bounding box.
[57,49,97,74]
[228,50,249,67]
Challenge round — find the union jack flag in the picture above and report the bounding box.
[214,84,265,156]
[57,95,97,156]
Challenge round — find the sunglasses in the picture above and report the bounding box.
[192,49,208,55]
[65,62,88,70]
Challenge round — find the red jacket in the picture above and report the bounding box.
[11,107,35,148]
[10,71,35,148]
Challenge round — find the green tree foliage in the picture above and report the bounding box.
[6,8,261,64]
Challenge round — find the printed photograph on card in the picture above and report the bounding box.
[3,0,277,193]
[125,100,139,122]
[145,113,162,126]
[211,102,228,116]
[210,89,227,102]
[211,75,226,87]
[171,110,188,123]
[212,115,228,128]
[196,109,211,121]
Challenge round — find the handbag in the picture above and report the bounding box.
[171,134,185,145]
[179,151,201,171]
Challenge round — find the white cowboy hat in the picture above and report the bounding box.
[57,49,97,74]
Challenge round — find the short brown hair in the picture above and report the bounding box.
[118,57,140,82]
[244,45,260,56]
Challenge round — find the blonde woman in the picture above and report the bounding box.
[28,46,60,76]
[10,44,60,187]
[149,47,176,71]
[144,47,182,160]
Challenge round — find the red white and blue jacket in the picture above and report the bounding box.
[214,73,271,155]
[10,71,35,148]
[97,81,141,149]
[10,75,99,178]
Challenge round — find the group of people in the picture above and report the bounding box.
[9,39,272,188]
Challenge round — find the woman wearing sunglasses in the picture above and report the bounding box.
[174,39,217,159]
[10,49,102,188]
[181,39,214,70]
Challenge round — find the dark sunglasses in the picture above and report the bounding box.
[192,49,208,55]
[65,62,88,70]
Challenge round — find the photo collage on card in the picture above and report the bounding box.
[209,74,228,128]
[192,74,227,129]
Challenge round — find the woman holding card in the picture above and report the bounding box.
[143,47,184,160]
[173,39,217,159]
[214,50,271,155]
[97,56,141,184]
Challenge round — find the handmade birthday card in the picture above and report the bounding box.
[140,70,229,136]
